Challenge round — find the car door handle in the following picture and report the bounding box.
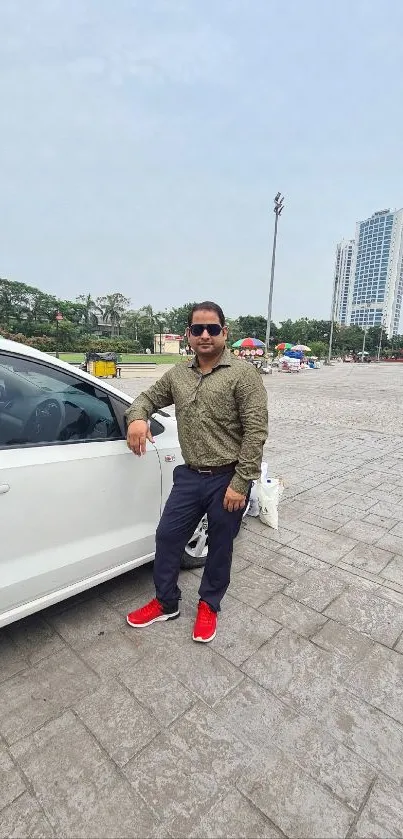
[0,484,10,495]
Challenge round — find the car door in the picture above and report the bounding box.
[0,351,162,620]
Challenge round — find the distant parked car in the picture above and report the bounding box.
[343,355,354,363]
[0,339,208,628]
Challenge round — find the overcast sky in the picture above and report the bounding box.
[1,0,403,323]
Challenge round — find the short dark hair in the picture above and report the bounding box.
[188,301,225,327]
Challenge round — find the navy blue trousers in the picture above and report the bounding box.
[153,465,249,612]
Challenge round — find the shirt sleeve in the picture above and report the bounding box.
[125,370,174,425]
[230,367,268,495]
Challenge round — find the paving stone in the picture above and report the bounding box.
[252,547,321,580]
[243,519,297,547]
[124,702,248,838]
[206,596,279,666]
[238,747,353,839]
[220,552,250,574]
[311,620,375,677]
[342,472,384,489]
[390,520,403,538]
[215,677,302,750]
[274,721,374,812]
[228,564,287,608]
[79,629,146,677]
[241,628,336,713]
[344,645,403,725]
[0,744,25,811]
[10,711,161,838]
[337,519,389,546]
[319,505,365,525]
[371,485,403,503]
[0,792,54,839]
[339,478,380,492]
[278,544,328,570]
[298,511,341,532]
[149,637,243,706]
[233,540,286,570]
[0,648,100,744]
[331,565,381,591]
[365,512,398,530]
[0,634,27,684]
[188,788,282,838]
[119,655,195,725]
[338,542,393,574]
[325,587,403,646]
[286,529,357,565]
[377,585,403,608]
[276,518,335,540]
[260,593,327,637]
[316,687,403,783]
[215,679,374,811]
[296,488,353,509]
[6,615,67,665]
[352,777,403,838]
[376,531,403,556]
[284,568,347,611]
[99,565,154,607]
[46,598,122,648]
[370,501,403,522]
[74,678,160,766]
[339,493,378,512]
[381,554,403,586]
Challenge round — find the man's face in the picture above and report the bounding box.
[187,309,227,358]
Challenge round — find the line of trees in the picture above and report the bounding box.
[0,277,402,358]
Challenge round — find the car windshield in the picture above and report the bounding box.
[0,359,93,398]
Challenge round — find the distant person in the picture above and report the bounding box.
[125,301,268,643]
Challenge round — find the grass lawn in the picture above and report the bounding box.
[56,352,184,365]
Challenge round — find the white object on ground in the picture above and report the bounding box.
[257,462,284,529]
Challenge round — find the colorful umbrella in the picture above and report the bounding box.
[275,342,293,351]
[232,337,265,348]
[292,344,311,352]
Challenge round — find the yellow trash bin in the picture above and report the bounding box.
[86,353,118,378]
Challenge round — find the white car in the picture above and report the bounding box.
[0,339,208,629]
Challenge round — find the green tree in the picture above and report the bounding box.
[308,341,328,358]
[237,315,268,343]
[76,294,99,332]
[96,293,130,337]
[164,303,196,336]
[226,318,242,345]
[122,309,148,341]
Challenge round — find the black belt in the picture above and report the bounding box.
[186,462,237,475]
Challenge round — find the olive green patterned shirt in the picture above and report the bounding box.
[125,348,268,495]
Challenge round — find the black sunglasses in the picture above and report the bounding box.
[189,323,223,337]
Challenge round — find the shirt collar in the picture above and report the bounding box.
[188,347,232,370]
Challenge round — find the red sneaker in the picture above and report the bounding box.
[192,600,217,643]
[127,598,179,628]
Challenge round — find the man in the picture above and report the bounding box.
[125,301,268,643]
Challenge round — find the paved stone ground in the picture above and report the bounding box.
[2,362,403,837]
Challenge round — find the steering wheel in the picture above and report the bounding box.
[22,398,66,444]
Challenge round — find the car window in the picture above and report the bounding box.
[0,353,123,448]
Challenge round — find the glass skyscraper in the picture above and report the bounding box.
[347,209,403,337]
[333,240,354,326]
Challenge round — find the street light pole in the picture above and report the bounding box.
[265,193,284,362]
[55,311,63,359]
[377,321,385,362]
[361,302,374,362]
[327,277,338,365]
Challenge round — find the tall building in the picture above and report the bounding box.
[347,209,403,337]
[333,239,354,325]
